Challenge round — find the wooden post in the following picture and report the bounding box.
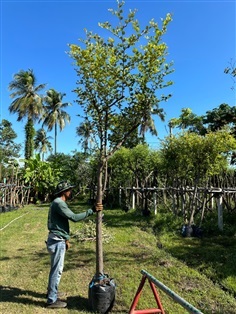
[217,193,223,231]
[153,187,157,215]
[132,187,135,209]
[119,186,122,206]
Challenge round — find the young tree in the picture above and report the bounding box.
[42,88,71,154]
[109,144,161,188]
[160,130,236,224]
[69,0,173,278]
[8,69,46,160]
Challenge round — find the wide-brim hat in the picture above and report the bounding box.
[54,181,75,195]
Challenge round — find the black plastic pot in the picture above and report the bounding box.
[181,224,193,237]
[88,274,116,313]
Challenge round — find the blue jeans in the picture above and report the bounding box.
[46,238,66,304]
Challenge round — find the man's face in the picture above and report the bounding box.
[64,189,72,200]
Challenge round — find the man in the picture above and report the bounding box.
[46,180,94,308]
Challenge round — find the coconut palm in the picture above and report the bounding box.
[42,89,71,154]
[8,69,46,159]
[139,106,164,141]
[34,128,53,161]
[76,118,94,154]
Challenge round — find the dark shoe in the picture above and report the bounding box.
[46,299,67,308]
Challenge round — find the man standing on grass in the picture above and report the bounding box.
[46,180,94,309]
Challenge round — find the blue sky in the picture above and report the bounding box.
[1,0,235,158]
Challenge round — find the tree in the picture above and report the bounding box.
[0,119,21,180]
[69,0,173,278]
[160,130,236,224]
[139,107,163,140]
[34,128,53,161]
[23,153,61,202]
[42,88,71,154]
[169,108,205,135]
[76,118,94,154]
[46,151,93,190]
[203,103,236,134]
[8,69,46,159]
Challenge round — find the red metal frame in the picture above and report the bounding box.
[129,275,165,314]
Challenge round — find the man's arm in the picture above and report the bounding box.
[59,202,93,222]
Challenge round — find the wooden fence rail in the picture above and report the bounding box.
[119,186,236,230]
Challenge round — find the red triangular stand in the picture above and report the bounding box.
[129,275,165,314]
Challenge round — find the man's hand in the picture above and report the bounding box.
[65,240,70,251]
[92,202,103,212]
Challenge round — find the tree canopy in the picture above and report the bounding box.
[0,119,21,180]
[42,88,71,154]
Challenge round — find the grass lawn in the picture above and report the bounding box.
[1,202,236,313]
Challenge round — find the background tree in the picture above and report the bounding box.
[34,128,53,161]
[0,119,21,180]
[8,69,46,160]
[23,153,61,202]
[125,144,156,188]
[69,0,173,278]
[76,118,95,155]
[139,107,163,140]
[169,104,236,138]
[160,130,236,224]
[108,144,161,209]
[169,108,205,135]
[46,151,92,191]
[42,88,71,154]
[203,103,236,135]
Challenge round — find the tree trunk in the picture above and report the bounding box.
[54,124,57,154]
[25,119,35,160]
[96,161,104,278]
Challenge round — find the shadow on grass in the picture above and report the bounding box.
[0,285,46,307]
[67,295,91,312]
[0,285,92,312]
[166,236,236,281]
[94,209,152,229]
[64,248,95,272]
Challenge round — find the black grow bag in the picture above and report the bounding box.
[88,274,116,313]
[181,224,193,237]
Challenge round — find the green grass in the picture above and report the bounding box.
[1,202,236,313]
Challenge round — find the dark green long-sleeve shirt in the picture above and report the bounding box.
[47,197,93,240]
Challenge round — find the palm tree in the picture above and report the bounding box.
[42,89,71,154]
[8,69,46,159]
[76,118,94,154]
[139,106,164,141]
[34,128,53,161]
